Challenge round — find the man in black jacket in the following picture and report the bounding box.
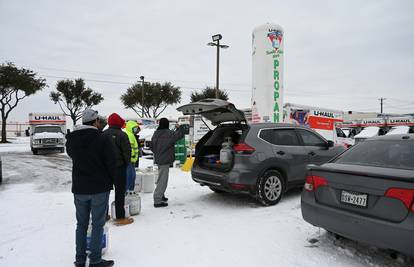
[151,118,186,208]
[103,113,133,226]
[66,109,116,267]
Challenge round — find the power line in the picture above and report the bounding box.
[43,74,252,93]
[28,65,252,87]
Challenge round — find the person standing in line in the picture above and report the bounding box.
[103,113,134,226]
[66,109,115,267]
[133,123,141,168]
[151,118,186,208]
[124,120,140,192]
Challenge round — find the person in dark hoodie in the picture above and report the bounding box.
[66,109,116,267]
[103,113,134,226]
[151,118,186,208]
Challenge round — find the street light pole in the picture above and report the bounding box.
[140,76,145,118]
[208,34,229,99]
[216,39,220,98]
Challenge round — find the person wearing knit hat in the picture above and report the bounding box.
[103,113,134,226]
[151,118,186,208]
[66,109,116,267]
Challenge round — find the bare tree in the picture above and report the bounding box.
[0,62,46,143]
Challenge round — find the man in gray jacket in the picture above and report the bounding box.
[151,118,186,208]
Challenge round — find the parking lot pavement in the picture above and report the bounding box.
[0,151,412,267]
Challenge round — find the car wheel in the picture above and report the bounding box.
[32,149,38,155]
[209,187,226,193]
[256,170,285,206]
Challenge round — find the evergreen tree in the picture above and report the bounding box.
[121,82,181,118]
[190,86,228,102]
[50,78,103,126]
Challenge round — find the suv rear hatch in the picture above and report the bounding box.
[177,98,247,126]
[177,99,250,172]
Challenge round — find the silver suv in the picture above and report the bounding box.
[178,99,346,206]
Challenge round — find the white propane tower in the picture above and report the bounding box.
[252,23,285,123]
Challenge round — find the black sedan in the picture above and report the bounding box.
[301,134,414,257]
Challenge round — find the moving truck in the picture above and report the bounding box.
[341,116,414,137]
[284,103,354,147]
[29,113,66,155]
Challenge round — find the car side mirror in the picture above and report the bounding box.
[327,140,334,148]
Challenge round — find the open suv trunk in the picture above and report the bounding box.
[195,124,249,172]
[177,99,248,172]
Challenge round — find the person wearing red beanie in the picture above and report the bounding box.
[103,113,134,226]
[107,113,125,128]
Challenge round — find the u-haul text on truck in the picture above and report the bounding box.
[29,113,66,155]
[284,103,353,146]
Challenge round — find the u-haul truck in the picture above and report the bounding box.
[29,113,66,155]
[284,103,354,147]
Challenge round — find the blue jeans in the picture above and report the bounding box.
[126,163,136,191]
[74,192,109,265]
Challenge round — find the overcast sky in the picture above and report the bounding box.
[1,0,413,123]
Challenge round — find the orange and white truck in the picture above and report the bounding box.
[284,103,353,147]
[29,113,66,154]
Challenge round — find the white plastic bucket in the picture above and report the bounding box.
[125,192,141,216]
[135,170,143,192]
[110,200,130,219]
[142,171,155,193]
[86,224,109,255]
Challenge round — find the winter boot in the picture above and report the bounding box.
[154,202,168,208]
[114,217,134,226]
[89,259,115,267]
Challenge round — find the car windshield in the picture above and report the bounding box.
[334,139,414,170]
[34,126,63,134]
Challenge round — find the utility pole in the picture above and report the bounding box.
[379,97,386,114]
[140,76,145,118]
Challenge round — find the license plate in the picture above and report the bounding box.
[340,190,368,207]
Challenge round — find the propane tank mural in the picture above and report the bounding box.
[252,23,284,123]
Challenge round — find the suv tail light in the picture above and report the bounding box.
[233,143,255,154]
[304,175,328,192]
[385,188,414,212]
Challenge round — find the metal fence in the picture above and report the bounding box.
[0,122,31,137]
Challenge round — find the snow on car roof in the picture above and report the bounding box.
[386,126,410,135]
[355,126,380,138]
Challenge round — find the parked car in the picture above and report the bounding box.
[386,125,410,135]
[353,126,382,144]
[301,134,414,257]
[139,124,158,155]
[177,99,346,205]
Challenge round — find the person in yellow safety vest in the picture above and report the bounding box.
[124,121,140,192]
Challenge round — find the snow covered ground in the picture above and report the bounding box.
[0,138,413,267]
